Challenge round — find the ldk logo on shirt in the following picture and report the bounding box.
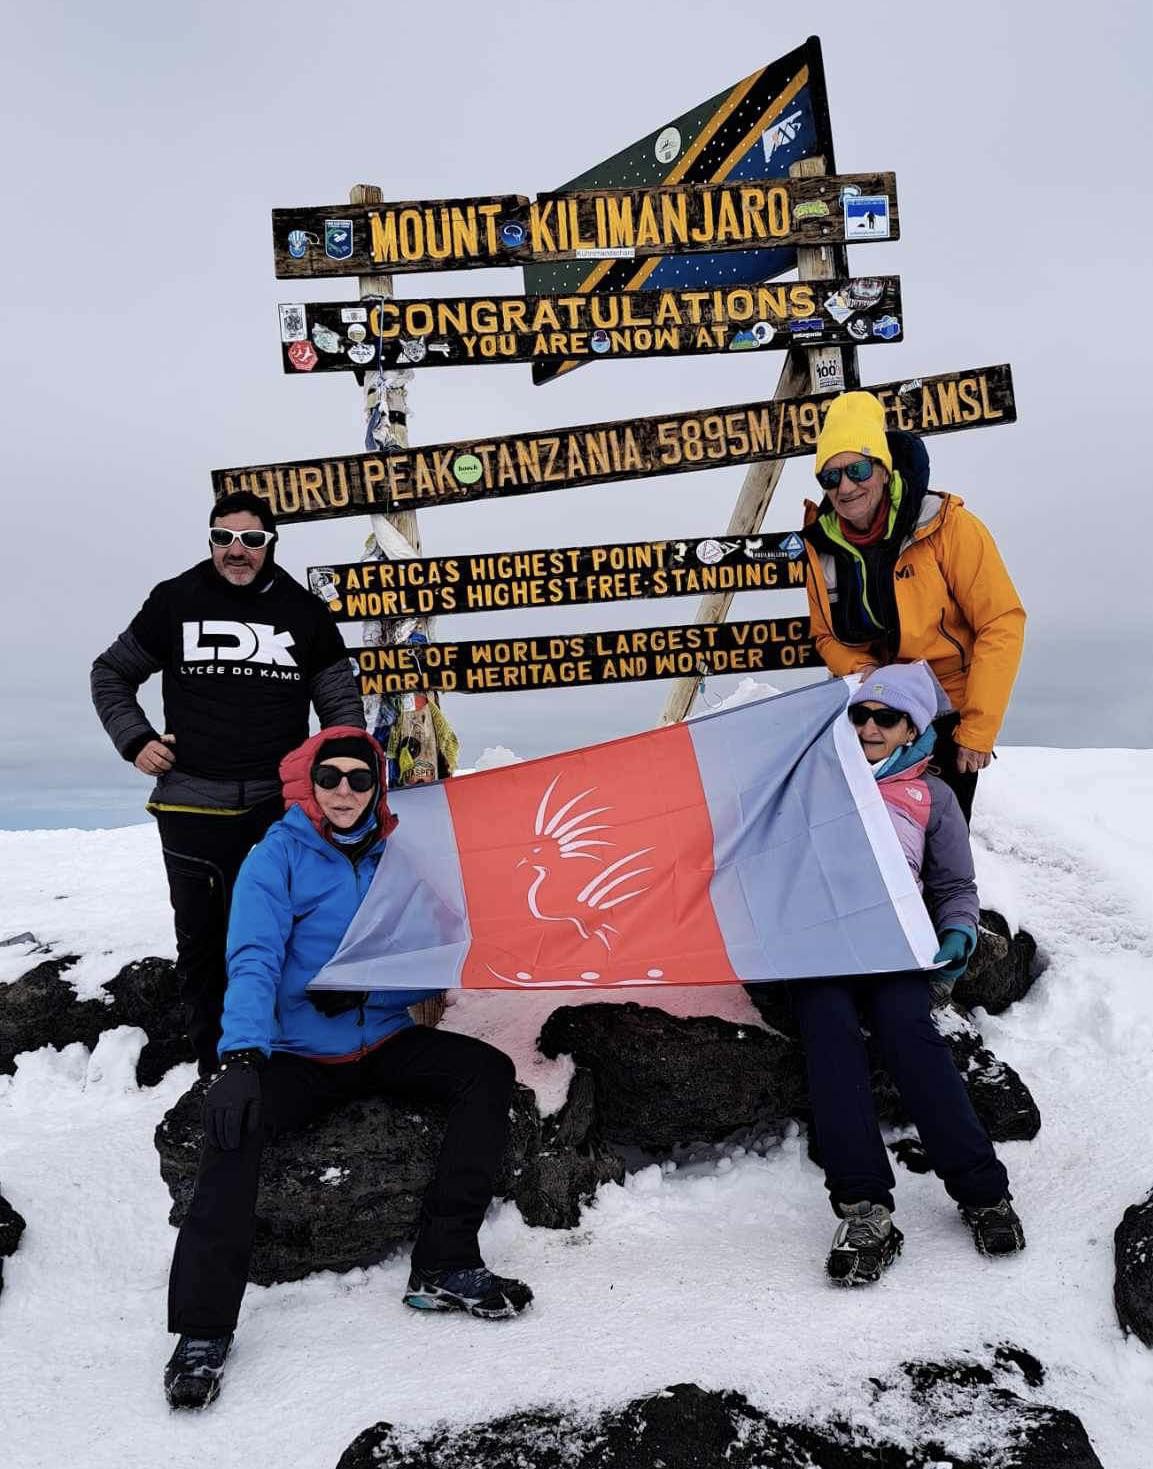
[181,621,297,666]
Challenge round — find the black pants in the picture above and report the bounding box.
[168,1028,516,1336]
[156,799,283,1076]
[931,714,979,825]
[792,972,1008,1214]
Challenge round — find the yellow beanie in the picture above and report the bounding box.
[814,391,892,473]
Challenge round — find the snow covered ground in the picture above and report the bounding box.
[2,745,1153,1467]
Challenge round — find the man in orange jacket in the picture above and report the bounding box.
[803,391,1025,821]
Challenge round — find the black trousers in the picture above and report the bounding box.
[168,1027,516,1337]
[156,799,283,1076]
[792,972,1008,1214]
[931,714,979,826]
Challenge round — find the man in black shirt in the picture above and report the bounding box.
[91,492,365,1074]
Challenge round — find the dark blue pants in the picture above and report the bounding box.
[792,971,1008,1214]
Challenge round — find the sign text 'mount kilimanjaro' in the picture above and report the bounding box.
[215,365,1015,524]
[271,173,898,279]
[353,618,818,697]
[309,532,809,621]
[276,278,902,374]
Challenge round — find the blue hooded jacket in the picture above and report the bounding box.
[220,802,433,1060]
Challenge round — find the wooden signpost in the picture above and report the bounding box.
[216,364,1015,524]
[271,173,898,278]
[352,616,819,697]
[277,278,903,375]
[308,531,809,622]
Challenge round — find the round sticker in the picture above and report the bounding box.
[696,539,725,565]
[590,329,611,354]
[654,126,682,163]
[346,342,374,364]
[751,321,775,346]
[346,323,367,343]
[500,220,526,248]
[453,453,483,485]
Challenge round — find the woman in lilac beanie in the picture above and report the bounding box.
[796,662,1025,1287]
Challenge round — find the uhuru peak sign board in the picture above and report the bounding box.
[216,365,1015,523]
[271,173,897,279]
[524,37,846,385]
[353,618,818,697]
[309,532,809,621]
[278,276,902,374]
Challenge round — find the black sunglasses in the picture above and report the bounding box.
[209,527,276,549]
[816,458,877,492]
[848,704,908,730]
[312,764,375,792]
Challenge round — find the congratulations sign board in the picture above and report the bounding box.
[271,173,897,279]
[309,532,809,621]
[216,365,1015,524]
[277,277,901,375]
[353,617,818,696]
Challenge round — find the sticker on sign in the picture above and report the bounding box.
[844,194,891,239]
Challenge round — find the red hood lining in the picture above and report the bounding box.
[277,725,398,840]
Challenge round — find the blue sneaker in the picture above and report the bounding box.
[403,1265,533,1320]
[164,1333,233,1409]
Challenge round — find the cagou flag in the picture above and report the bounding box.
[311,678,939,994]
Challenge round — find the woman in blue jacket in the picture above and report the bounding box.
[164,727,530,1410]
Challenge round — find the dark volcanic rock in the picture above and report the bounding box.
[0,1188,27,1298]
[0,954,193,1085]
[1114,1185,1153,1346]
[543,998,1039,1157]
[538,1001,807,1150]
[953,909,1042,1015]
[103,958,194,1085]
[337,1357,1103,1469]
[156,1079,619,1286]
[0,956,105,1073]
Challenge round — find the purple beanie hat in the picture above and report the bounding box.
[848,661,951,735]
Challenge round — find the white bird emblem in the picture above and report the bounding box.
[516,774,654,951]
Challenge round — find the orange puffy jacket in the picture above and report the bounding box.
[804,492,1025,753]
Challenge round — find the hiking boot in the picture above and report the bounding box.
[960,1197,1026,1257]
[403,1265,533,1320]
[826,1202,903,1286]
[164,1333,233,1409]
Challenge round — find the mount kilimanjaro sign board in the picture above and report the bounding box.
[277,277,902,375]
[271,173,898,279]
[214,365,1015,524]
[353,617,818,697]
[308,532,809,621]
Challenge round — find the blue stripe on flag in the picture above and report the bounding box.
[688,680,939,981]
[313,779,471,991]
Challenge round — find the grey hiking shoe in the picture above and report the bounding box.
[164,1333,233,1409]
[960,1197,1026,1257]
[826,1202,903,1286]
[403,1265,533,1320]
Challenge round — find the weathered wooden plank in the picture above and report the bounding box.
[308,531,810,622]
[271,174,897,279]
[276,277,902,374]
[352,617,818,697]
[215,365,1015,524]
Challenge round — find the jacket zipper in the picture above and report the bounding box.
[937,611,968,671]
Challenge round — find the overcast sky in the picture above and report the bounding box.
[1,0,1150,828]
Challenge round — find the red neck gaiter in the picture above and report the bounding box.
[839,491,891,547]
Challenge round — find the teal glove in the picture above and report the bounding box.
[932,926,977,984]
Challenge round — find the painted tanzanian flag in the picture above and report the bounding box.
[311,679,939,994]
[526,36,837,385]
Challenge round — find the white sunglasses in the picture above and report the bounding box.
[209,528,276,549]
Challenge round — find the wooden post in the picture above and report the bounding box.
[350,183,443,787]
[350,185,446,1030]
[659,156,855,726]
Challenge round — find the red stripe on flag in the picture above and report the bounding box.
[445,723,738,989]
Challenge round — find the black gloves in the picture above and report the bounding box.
[203,1050,265,1150]
[307,989,369,1017]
